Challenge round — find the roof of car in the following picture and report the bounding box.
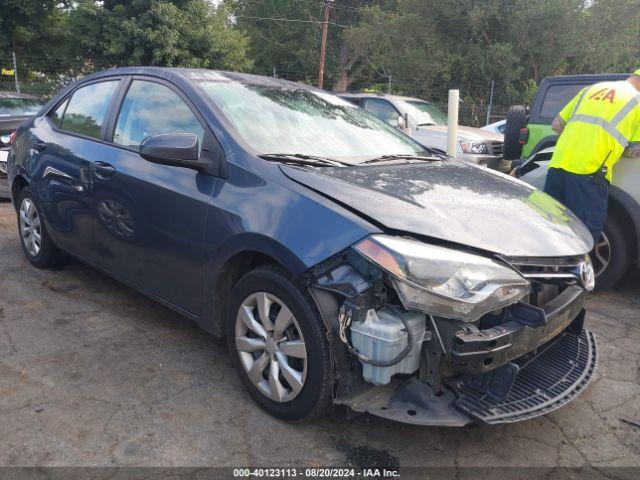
[0,91,39,100]
[337,92,426,103]
[77,66,318,90]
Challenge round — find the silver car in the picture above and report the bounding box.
[519,147,640,289]
[339,93,504,168]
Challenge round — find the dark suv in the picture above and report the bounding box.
[7,68,597,426]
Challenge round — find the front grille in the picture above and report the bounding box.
[490,141,503,156]
[454,329,597,424]
[507,256,586,310]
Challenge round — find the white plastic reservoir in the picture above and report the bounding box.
[350,307,428,385]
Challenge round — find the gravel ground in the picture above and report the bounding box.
[0,200,639,474]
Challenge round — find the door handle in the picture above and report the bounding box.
[32,140,47,152]
[94,161,116,179]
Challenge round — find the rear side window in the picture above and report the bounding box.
[59,81,120,139]
[113,80,204,151]
[539,84,585,121]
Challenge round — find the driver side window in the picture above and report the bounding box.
[114,80,204,151]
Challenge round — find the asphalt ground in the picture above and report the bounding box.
[0,200,639,476]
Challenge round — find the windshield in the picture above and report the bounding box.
[0,97,43,117]
[403,100,448,126]
[199,81,429,163]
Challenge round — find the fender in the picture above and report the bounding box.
[529,135,559,158]
[609,185,640,263]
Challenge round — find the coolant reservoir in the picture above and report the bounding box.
[350,307,428,385]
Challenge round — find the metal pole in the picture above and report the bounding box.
[486,80,495,125]
[12,51,20,93]
[447,89,459,157]
[317,0,332,89]
[388,73,392,94]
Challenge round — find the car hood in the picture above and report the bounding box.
[280,160,593,258]
[408,125,502,152]
[0,115,32,135]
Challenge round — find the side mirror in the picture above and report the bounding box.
[397,115,406,130]
[140,133,200,167]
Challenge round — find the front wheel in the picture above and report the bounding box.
[226,265,334,421]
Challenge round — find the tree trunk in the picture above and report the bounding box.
[333,43,359,92]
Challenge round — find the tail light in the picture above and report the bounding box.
[1,130,17,147]
[518,128,529,145]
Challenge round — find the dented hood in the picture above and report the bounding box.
[281,160,593,258]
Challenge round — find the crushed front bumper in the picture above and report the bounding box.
[449,285,587,374]
[339,286,596,426]
[344,324,596,426]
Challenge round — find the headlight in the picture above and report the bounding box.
[353,235,530,322]
[581,254,595,291]
[460,141,489,154]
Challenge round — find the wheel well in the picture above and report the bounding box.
[608,197,638,263]
[11,176,29,207]
[210,251,287,336]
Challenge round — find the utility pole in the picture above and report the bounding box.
[12,51,20,93]
[317,0,333,89]
[486,80,495,125]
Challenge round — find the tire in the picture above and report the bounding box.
[16,186,67,268]
[503,105,528,160]
[592,215,631,290]
[226,265,334,421]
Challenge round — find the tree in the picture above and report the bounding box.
[67,0,251,70]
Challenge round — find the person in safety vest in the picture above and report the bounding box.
[542,69,640,243]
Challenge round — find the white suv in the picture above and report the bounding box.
[339,93,504,168]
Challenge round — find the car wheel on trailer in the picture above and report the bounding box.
[226,265,334,420]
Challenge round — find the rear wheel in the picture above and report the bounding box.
[503,105,528,160]
[226,265,334,420]
[592,215,630,290]
[17,186,67,268]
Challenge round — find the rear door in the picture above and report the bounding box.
[30,79,121,259]
[91,77,220,315]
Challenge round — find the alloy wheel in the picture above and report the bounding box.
[19,197,42,257]
[591,232,611,278]
[235,291,308,403]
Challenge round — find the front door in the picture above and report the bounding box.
[91,78,218,315]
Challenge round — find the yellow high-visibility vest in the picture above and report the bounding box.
[549,80,640,182]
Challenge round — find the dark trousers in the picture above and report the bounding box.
[543,167,608,243]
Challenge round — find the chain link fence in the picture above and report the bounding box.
[0,58,515,127]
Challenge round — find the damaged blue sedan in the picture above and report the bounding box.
[7,68,596,425]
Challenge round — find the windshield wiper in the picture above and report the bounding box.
[259,153,346,167]
[361,153,445,165]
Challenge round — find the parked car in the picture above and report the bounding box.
[482,119,506,136]
[503,74,627,161]
[0,92,43,198]
[8,67,597,426]
[339,93,505,168]
[506,74,639,289]
[518,147,640,289]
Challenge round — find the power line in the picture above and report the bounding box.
[235,15,346,27]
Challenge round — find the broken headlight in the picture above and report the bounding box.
[353,235,530,322]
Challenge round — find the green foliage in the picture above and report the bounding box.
[67,0,251,70]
